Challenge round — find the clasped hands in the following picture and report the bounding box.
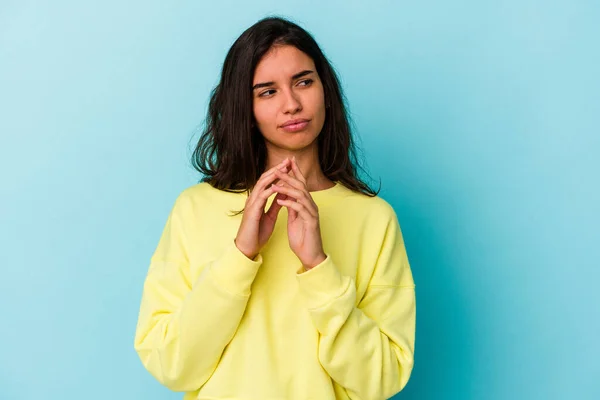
[272,156,326,271]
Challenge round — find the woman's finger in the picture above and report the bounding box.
[273,168,304,191]
[291,156,307,186]
[249,161,290,202]
[276,198,315,222]
[272,185,317,217]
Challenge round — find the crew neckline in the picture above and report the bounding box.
[306,181,349,208]
[309,181,341,196]
[202,180,348,208]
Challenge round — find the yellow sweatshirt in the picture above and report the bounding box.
[134,181,416,400]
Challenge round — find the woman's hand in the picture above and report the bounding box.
[235,158,291,260]
[272,157,327,270]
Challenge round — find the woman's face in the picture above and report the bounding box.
[252,45,326,152]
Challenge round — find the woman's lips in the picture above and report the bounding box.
[281,120,309,132]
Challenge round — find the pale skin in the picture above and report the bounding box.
[235,45,334,270]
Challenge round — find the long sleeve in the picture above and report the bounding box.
[296,208,416,400]
[133,193,263,392]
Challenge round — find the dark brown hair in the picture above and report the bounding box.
[191,16,380,214]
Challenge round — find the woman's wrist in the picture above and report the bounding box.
[234,238,257,260]
[302,252,327,271]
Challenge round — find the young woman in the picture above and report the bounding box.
[134,16,416,400]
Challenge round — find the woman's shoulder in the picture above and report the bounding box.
[338,185,397,220]
[178,181,217,198]
[173,181,245,211]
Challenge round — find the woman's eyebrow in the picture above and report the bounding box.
[252,70,314,91]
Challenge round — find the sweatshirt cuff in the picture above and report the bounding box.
[208,238,263,297]
[295,253,351,310]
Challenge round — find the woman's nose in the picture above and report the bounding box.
[282,89,302,113]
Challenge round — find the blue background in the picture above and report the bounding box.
[1,1,598,399]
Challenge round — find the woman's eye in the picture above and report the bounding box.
[298,79,313,86]
[259,80,312,97]
[259,89,276,97]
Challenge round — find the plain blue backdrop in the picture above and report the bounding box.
[1,1,598,399]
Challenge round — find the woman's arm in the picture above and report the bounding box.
[296,208,416,399]
[134,193,262,392]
